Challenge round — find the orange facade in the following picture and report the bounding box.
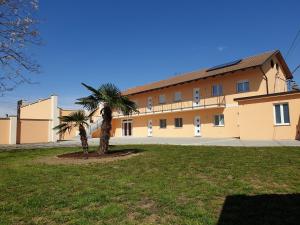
[110,51,300,140]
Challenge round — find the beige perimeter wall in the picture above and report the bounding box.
[18,120,49,144]
[0,119,10,144]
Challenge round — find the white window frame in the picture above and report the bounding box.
[212,84,223,97]
[159,94,166,104]
[214,114,225,127]
[174,92,182,102]
[236,80,250,93]
[273,103,290,126]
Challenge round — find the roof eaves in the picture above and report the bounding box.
[234,90,300,101]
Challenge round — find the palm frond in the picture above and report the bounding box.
[98,83,121,105]
[81,83,100,96]
[78,82,138,116]
[53,123,72,135]
[117,96,139,115]
[53,110,89,135]
[76,95,99,111]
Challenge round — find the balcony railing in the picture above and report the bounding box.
[113,95,226,118]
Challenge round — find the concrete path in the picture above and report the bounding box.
[0,137,300,151]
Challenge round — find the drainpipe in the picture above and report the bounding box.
[260,66,269,94]
[16,100,23,144]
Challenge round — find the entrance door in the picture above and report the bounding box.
[193,88,200,107]
[122,120,132,136]
[194,116,201,136]
[147,97,153,112]
[147,120,153,137]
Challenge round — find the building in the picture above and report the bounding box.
[0,95,80,144]
[0,49,299,144]
[109,50,300,140]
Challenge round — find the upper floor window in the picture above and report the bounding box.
[214,114,224,126]
[159,95,166,104]
[237,80,250,93]
[175,118,183,128]
[274,103,290,125]
[212,84,223,96]
[174,92,182,102]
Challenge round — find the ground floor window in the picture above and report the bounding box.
[214,114,224,126]
[159,119,167,128]
[175,118,183,127]
[274,103,290,125]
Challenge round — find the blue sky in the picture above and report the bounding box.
[1,0,300,115]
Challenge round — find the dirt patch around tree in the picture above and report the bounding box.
[35,149,141,165]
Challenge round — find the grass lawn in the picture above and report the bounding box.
[0,145,299,225]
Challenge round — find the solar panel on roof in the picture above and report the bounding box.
[206,59,242,72]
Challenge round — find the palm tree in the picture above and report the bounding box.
[54,110,89,158]
[76,83,138,155]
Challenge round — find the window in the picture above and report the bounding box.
[237,80,250,93]
[274,103,290,125]
[175,118,183,128]
[214,114,224,126]
[159,119,167,128]
[174,92,182,102]
[159,95,166,104]
[212,84,223,96]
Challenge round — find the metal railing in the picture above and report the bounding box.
[113,95,226,118]
[87,117,103,137]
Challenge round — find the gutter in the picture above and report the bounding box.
[260,66,269,94]
[234,90,300,101]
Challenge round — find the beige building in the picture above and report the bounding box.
[16,95,60,144]
[108,50,300,140]
[0,95,81,144]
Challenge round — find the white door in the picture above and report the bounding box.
[193,88,200,107]
[147,97,153,112]
[147,120,153,137]
[194,116,201,136]
[122,120,132,136]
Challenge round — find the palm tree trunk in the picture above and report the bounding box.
[99,105,112,154]
[79,125,89,159]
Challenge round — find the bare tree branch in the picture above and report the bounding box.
[0,0,40,94]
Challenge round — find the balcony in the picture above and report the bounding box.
[113,96,226,118]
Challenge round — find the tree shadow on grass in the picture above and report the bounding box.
[106,148,145,155]
[58,148,144,158]
[217,194,300,225]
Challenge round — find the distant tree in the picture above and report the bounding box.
[77,83,138,155]
[0,0,40,95]
[54,110,89,158]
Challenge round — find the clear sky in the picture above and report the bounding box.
[1,0,300,116]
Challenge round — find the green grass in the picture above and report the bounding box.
[0,145,299,225]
